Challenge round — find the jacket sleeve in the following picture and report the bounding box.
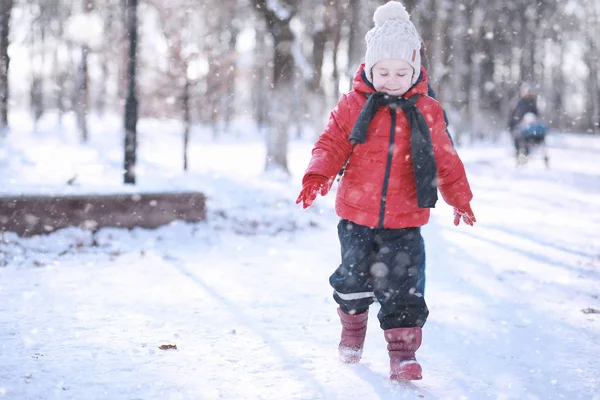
[428,103,473,208]
[303,94,355,183]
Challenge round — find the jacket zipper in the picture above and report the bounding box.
[378,109,396,228]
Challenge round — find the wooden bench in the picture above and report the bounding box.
[0,192,206,237]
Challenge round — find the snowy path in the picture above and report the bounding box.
[1,132,599,399]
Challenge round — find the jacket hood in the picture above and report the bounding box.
[352,63,429,98]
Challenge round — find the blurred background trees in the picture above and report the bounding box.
[1,0,599,174]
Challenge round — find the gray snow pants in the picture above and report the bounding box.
[329,219,429,330]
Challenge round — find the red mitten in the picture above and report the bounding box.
[296,175,330,209]
[453,204,476,226]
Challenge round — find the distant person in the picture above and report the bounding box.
[508,83,549,166]
[508,83,539,157]
[295,1,475,381]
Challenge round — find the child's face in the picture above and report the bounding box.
[371,59,414,96]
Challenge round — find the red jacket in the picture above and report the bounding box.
[303,64,472,229]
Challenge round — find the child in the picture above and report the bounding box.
[515,112,549,166]
[296,1,475,381]
[518,112,547,140]
[509,83,540,161]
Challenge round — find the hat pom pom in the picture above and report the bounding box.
[373,1,410,26]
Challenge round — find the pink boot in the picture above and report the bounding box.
[384,327,423,380]
[337,308,368,363]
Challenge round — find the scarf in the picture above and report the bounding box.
[348,92,438,208]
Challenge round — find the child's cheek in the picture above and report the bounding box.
[374,78,386,92]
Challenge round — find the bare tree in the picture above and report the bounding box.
[123,0,138,184]
[584,0,600,132]
[203,1,240,138]
[96,0,123,116]
[74,0,96,141]
[28,1,47,132]
[182,78,191,171]
[4,0,598,142]
[252,20,269,130]
[221,5,240,133]
[76,44,90,140]
[0,0,13,133]
[300,0,331,137]
[345,0,362,82]
[0,0,12,134]
[52,0,71,127]
[252,0,298,173]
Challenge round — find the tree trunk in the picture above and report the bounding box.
[309,28,326,94]
[119,0,128,101]
[450,1,470,144]
[29,22,43,131]
[123,0,138,184]
[346,0,361,81]
[586,41,599,133]
[329,0,344,97]
[0,0,12,134]
[468,11,484,141]
[224,24,238,132]
[480,29,499,112]
[266,85,291,172]
[52,9,67,128]
[253,24,268,131]
[183,78,190,171]
[77,45,89,141]
[305,0,328,138]
[596,0,600,132]
[413,0,434,49]
[402,0,418,12]
[96,8,113,116]
[550,44,564,131]
[265,28,294,172]
[53,51,66,128]
[253,0,298,174]
[519,8,534,83]
[30,76,43,132]
[429,0,448,88]
[96,53,109,115]
[584,0,600,133]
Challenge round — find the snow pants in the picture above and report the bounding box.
[513,129,546,157]
[329,219,429,330]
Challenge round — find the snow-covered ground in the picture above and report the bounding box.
[1,112,599,399]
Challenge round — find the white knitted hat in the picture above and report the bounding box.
[364,1,421,84]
